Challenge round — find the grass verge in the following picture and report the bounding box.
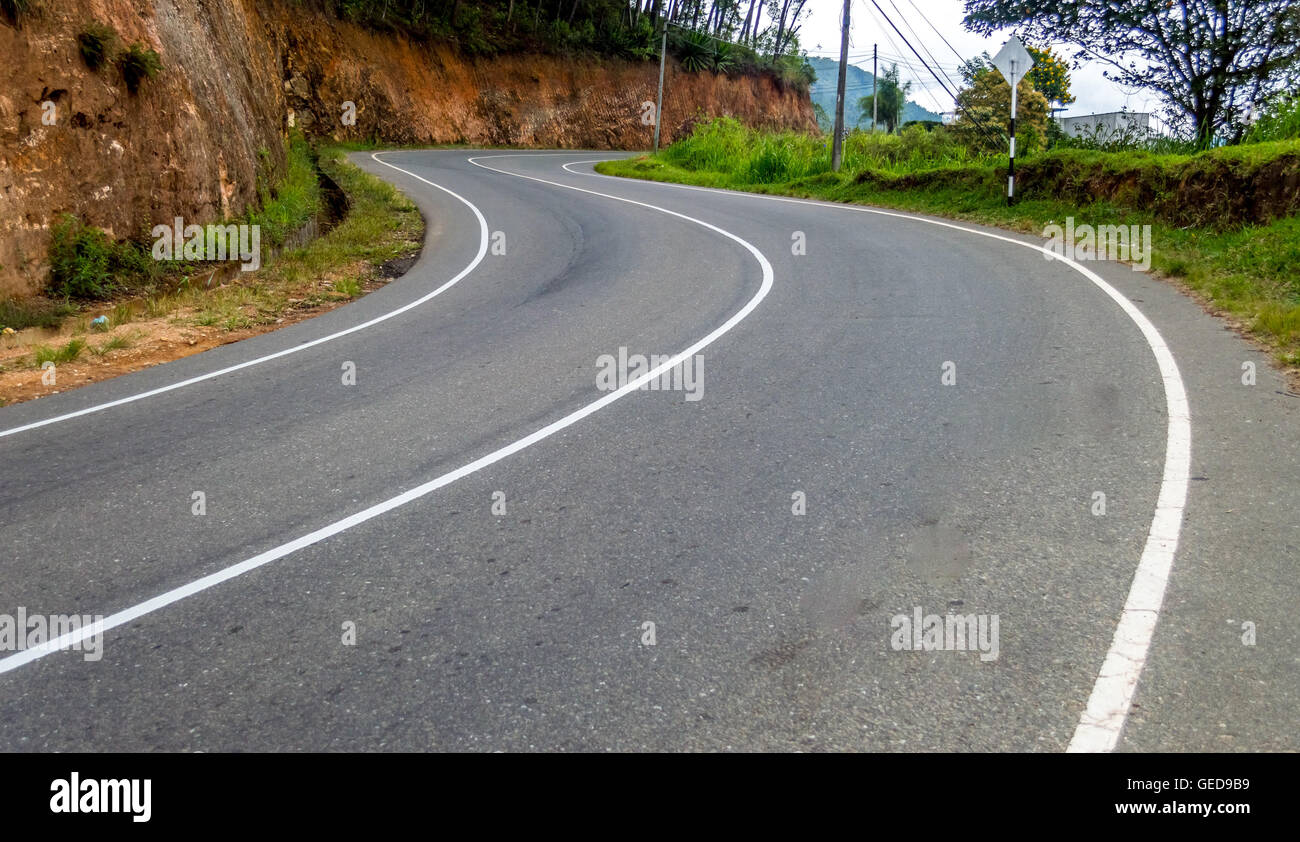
[0,142,423,403]
[596,153,1300,369]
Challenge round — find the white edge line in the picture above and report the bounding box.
[0,152,488,440]
[0,155,775,676]
[566,158,1192,753]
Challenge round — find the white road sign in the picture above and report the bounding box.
[992,35,1035,87]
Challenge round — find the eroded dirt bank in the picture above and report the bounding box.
[0,0,815,297]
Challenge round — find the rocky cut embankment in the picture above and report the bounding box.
[0,0,817,297]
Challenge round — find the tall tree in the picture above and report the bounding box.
[963,0,1300,146]
[855,63,911,133]
[740,0,758,46]
[951,65,1050,154]
[766,0,808,57]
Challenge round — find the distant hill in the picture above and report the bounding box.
[807,56,943,131]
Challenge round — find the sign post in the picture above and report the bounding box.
[991,36,1034,206]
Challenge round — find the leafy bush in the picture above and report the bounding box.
[46,215,156,300]
[47,215,117,299]
[118,42,162,93]
[604,17,656,61]
[712,41,737,74]
[767,53,816,93]
[78,21,117,70]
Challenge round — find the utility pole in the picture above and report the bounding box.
[654,25,668,152]
[831,0,850,170]
[872,43,878,133]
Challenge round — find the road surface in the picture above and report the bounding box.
[0,150,1296,751]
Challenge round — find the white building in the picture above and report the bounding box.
[1056,111,1151,139]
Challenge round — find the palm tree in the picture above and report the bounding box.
[856,63,911,133]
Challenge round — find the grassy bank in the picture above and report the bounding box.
[160,143,422,332]
[596,123,1300,368]
[0,142,422,403]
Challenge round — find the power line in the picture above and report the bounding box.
[807,49,967,73]
[867,0,1004,147]
[888,0,962,98]
[859,0,950,117]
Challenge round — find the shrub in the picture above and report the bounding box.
[712,41,737,74]
[605,17,656,61]
[673,30,714,72]
[769,54,815,93]
[48,215,116,299]
[77,21,117,70]
[46,215,155,300]
[118,42,162,93]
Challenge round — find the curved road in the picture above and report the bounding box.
[0,150,1296,752]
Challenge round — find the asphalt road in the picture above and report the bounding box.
[0,150,1295,751]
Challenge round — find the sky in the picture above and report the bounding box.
[796,0,1164,119]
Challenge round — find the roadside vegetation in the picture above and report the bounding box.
[76,21,117,70]
[72,20,162,92]
[598,94,1300,368]
[0,135,422,397]
[332,0,816,89]
[117,42,163,94]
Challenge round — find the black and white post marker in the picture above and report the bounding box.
[992,36,1035,206]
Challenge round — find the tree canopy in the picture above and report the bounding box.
[1026,45,1074,107]
[962,0,1300,146]
[856,64,911,134]
[951,66,1049,155]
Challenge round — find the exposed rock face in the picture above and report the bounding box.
[0,1,816,297]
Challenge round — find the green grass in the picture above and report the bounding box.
[0,297,76,330]
[5,136,420,401]
[90,334,131,356]
[110,301,135,327]
[180,142,421,330]
[660,117,990,185]
[246,134,323,248]
[277,144,422,276]
[598,127,1300,367]
[31,338,87,366]
[1246,92,1300,144]
[333,277,363,298]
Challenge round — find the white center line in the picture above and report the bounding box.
[0,154,775,676]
